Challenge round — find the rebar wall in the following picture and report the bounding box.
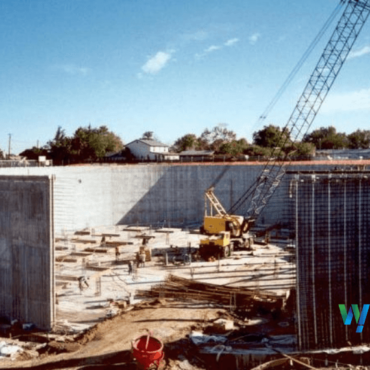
[294,172,370,350]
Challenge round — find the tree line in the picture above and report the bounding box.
[172,125,370,157]
[18,124,370,164]
[20,125,123,165]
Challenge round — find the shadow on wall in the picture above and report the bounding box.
[116,164,290,228]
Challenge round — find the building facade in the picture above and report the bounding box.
[126,139,178,161]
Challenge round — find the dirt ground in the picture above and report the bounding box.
[0,300,227,370]
[0,298,366,370]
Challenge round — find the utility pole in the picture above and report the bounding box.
[8,134,11,158]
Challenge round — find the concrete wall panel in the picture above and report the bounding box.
[0,176,54,329]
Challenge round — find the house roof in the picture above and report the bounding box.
[105,151,126,158]
[179,150,214,156]
[126,139,168,147]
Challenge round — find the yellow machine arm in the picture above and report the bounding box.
[204,187,228,217]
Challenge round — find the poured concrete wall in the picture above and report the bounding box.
[0,162,365,234]
[0,176,54,329]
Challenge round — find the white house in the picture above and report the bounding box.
[126,139,179,161]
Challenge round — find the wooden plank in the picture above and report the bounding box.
[84,247,110,254]
[74,231,90,236]
[105,241,134,246]
[71,238,98,244]
[56,275,79,282]
[55,256,78,263]
[281,354,318,370]
[70,252,92,257]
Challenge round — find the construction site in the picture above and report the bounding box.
[0,161,368,370]
[1,0,370,369]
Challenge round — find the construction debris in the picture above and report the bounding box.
[137,274,285,309]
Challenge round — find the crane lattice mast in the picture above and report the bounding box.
[230,0,370,218]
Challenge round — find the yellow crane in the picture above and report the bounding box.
[198,0,370,260]
[199,187,255,259]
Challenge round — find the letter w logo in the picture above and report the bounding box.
[339,304,370,333]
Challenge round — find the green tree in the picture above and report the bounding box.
[303,126,348,149]
[47,126,73,164]
[173,134,199,152]
[243,145,274,158]
[141,131,154,140]
[47,125,124,164]
[219,139,249,156]
[200,124,237,150]
[284,142,316,157]
[71,125,124,161]
[347,129,370,149]
[253,124,290,148]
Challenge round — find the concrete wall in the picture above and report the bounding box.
[295,173,370,350]
[0,176,54,329]
[0,162,363,234]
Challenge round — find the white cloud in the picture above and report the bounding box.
[225,38,239,47]
[249,33,261,45]
[205,45,222,53]
[54,64,91,76]
[322,88,370,114]
[141,51,173,75]
[195,37,239,59]
[348,45,370,60]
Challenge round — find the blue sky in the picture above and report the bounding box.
[1,0,370,154]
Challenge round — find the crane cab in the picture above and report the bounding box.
[202,214,245,237]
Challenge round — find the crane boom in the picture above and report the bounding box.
[230,0,370,218]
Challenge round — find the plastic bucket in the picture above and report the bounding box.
[132,334,164,369]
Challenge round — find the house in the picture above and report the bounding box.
[126,139,179,161]
[179,150,214,161]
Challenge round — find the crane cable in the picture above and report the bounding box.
[229,2,343,215]
[252,2,343,131]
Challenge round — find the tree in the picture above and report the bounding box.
[253,124,290,148]
[71,125,124,161]
[19,146,48,160]
[141,131,154,140]
[47,125,124,164]
[243,145,274,158]
[347,129,370,149]
[199,124,237,151]
[303,126,348,149]
[47,126,73,164]
[284,142,316,157]
[219,139,249,156]
[172,134,199,152]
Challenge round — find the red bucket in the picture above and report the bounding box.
[132,334,164,369]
